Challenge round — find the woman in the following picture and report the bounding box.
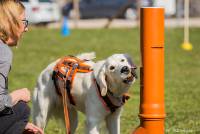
[0,0,43,134]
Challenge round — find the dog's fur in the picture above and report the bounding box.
[32,52,137,134]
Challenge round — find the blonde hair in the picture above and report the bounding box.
[0,0,25,42]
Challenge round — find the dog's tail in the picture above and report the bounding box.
[76,52,96,61]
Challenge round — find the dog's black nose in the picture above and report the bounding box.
[121,66,130,74]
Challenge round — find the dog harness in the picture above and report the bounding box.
[52,56,92,134]
[52,56,92,104]
[93,78,130,113]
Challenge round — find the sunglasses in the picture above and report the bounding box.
[22,19,29,28]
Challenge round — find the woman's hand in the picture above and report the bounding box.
[24,122,44,134]
[10,88,30,105]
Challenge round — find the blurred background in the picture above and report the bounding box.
[20,0,200,28]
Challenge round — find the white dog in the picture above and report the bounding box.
[32,52,137,134]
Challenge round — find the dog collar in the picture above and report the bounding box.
[93,78,130,113]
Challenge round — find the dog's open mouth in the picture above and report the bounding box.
[123,75,134,84]
[123,69,137,84]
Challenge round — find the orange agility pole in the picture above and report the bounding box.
[132,7,166,134]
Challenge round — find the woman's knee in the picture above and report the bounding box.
[13,101,30,121]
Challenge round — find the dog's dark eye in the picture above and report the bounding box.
[109,66,115,70]
[121,59,125,62]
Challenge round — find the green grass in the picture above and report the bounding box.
[8,27,200,134]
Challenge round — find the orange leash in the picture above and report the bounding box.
[61,83,71,134]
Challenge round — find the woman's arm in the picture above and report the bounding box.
[10,88,30,105]
[0,44,13,112]
[0,63,13,113]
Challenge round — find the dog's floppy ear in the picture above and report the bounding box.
[93,61,107,96]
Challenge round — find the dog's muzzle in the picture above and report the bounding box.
[122,66,137,84]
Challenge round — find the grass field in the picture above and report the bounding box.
[9,27,200,134]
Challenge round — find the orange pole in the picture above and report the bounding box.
[133,7,165,134]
